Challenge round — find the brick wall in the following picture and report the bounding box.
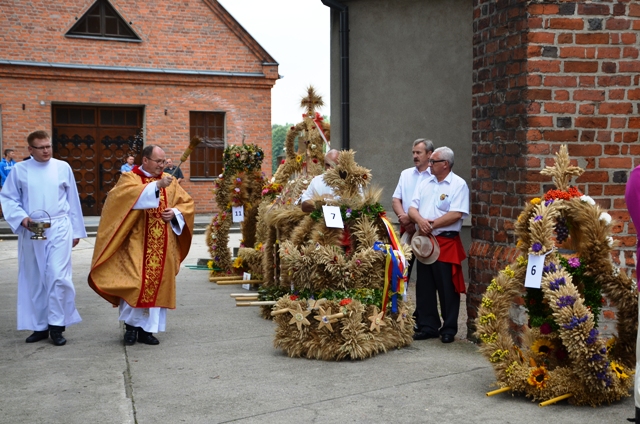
[0,0,277,213]
[471,0,530,335]
[471,0,640,337]
[0,0,267,73]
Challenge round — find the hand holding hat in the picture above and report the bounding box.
[411,233,440,265]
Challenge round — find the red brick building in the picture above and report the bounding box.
[0,0,278,214]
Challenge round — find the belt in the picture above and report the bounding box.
[437,231,459,238]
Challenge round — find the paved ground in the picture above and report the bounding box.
[0,225,635,423]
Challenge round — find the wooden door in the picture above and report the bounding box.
[52,106,142,215]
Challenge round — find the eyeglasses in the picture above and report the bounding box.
[146,157,166,166]
[429,159,446,165]
[30,145,52,151]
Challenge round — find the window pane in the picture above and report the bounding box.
[87,16,101,34]
[105,17,117,35]
[113,110,125,126]
[83,109,95,125]
[69,109,83,124]
[189,112,225,178]
[66,0,139,40]
[118,23,135,37]
[56,109,69,124]
[100,110,112,126]
[104,4,116,17]
[126,111,138,126]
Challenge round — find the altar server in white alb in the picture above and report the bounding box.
[0,130,86,346]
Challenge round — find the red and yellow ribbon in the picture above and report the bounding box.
[375,213,408,316]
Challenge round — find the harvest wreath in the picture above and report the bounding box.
[475,145,637,406]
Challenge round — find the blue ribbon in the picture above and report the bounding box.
[373,241,403,313]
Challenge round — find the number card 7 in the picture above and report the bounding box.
[322,205,344,229]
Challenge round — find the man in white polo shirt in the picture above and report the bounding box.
[392,138,434,283]
[409,146,469,343]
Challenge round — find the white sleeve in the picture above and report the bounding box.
[392,173,403,200]
[0,166,28,233]
[448,180,470,218]
[64,165,87,239]
[170,208,185,235]
[299,177,319,204]
[133,182,161,210]
[410,179,424,210]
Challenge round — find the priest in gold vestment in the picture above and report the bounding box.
[89,145,194,346]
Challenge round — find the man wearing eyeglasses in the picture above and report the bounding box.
[89,144,194,346]
[408,146,469,343]
[0,130,86,346]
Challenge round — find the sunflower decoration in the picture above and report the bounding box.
[527,366,550,389]
[610,361,630,380]
[531,339,554,357]
[475,145,637,406]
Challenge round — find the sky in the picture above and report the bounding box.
[218,0,331,125]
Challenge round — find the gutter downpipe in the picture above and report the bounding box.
[321,0,349,150]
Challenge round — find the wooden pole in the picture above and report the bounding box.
[217,279,263,285]
[230,293,260,298]
[539,393,572,407]
[236,300,277,307]
[486,387,511,397]
[235,296,259,301]
[210,276,244,282]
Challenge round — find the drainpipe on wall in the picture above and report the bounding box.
[321,0,349,150]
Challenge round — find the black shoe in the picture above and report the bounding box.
[627,407,640,422]
[124,324,137,346]
[441,334,455,343]
[48,325,66,346]
[413,331,439,340]
[137,329,159,345]
[26,330,49,343]
[49,331,66,346]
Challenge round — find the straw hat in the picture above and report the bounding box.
[411,234,440,265]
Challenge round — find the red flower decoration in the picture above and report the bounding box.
[339,298,352,306]
[539,322,552,334]
[236,153,240,157]
[555,347,568,361]
[312,158,318,164]
[281,159,285,164]
[289,295,299,301]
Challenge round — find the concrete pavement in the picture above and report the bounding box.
[0,231,634,423]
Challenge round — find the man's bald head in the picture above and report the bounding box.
[324,149,339,169]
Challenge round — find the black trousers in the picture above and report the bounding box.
[406,255,416,284]
[415,260,460,337]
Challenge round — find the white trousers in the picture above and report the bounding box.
[17,217,81,331]
[119,299,166,333]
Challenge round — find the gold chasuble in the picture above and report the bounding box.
[89,167,195,309]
